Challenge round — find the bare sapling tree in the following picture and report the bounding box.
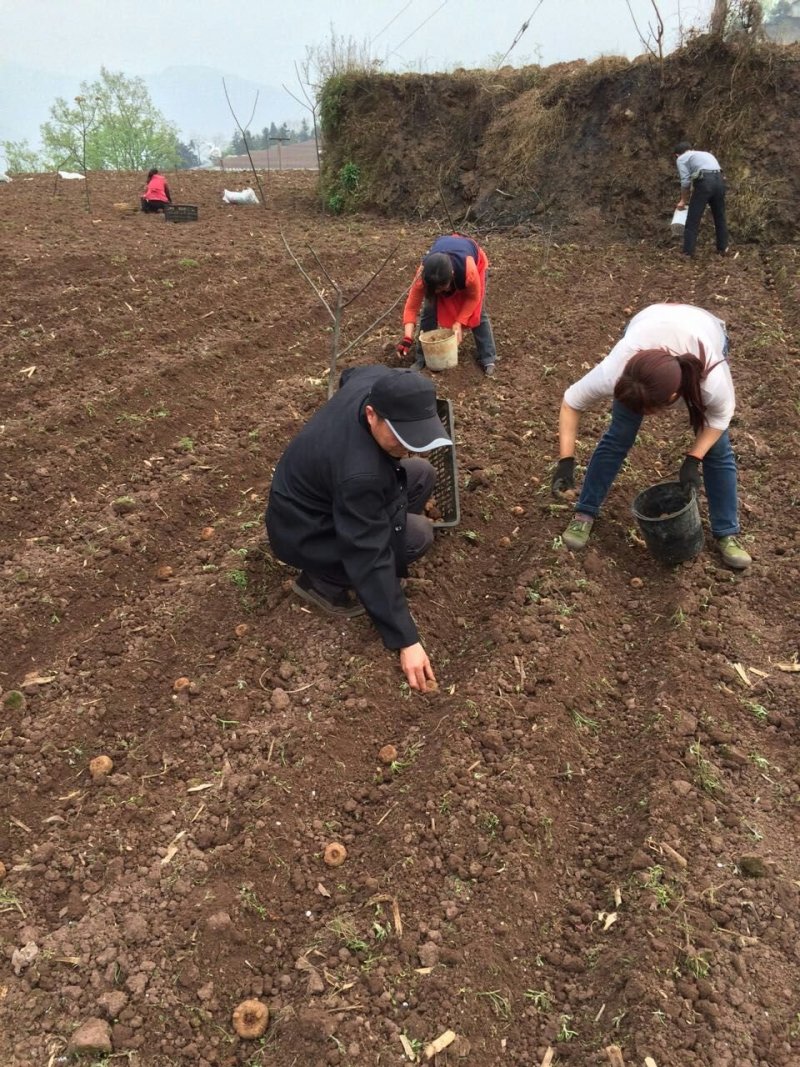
[284,27,383,183]
[280,232,405,397]
[283,62,322,173]
[222,78,267,207]
[625,0,667,81]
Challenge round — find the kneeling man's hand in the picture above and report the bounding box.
[400,643,436,692]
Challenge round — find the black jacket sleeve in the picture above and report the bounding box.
[334,474,419,650]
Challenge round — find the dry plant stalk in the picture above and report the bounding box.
[605,1045,626,1066]
[424,1029,456,1060]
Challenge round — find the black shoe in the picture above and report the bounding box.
[291,572,365,617]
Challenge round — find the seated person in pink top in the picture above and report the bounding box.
[140,168,172,213]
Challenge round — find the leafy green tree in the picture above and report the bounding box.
[0,138,45,173]
[176,140,202,169]
[40,67,181,171]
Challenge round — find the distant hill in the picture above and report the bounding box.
[0,61,303,150]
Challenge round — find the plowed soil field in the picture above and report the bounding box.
[2,170,800,1067]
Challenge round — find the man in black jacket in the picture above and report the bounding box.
[266,366,451,692]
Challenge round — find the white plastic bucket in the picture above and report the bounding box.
[671,207,688,235]
[420,328,458,371]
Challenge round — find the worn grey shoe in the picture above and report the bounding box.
[716,536,751,570]
[563,517,594,550]
[483,363,496,378]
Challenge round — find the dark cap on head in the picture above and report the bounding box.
[368,370,452,452]
[674,140,692,155]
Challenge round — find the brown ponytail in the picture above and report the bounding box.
[676,342,708,434]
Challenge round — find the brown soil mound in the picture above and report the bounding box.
[321,36,800,243]
[1,170,799,1066]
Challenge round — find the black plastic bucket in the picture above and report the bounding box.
[632,481,704,565]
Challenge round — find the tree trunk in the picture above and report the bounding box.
[710,0,728,35]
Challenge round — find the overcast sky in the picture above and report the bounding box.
[2,0,715,86]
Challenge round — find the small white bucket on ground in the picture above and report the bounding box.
[671,207,688,235]
[420,328,458,371]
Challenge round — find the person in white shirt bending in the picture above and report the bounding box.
[551,303,751,570]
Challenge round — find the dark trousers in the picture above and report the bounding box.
[308,458,436,597]
[414,278,496,368]
[141,198,168,213]
[684,173,728,255]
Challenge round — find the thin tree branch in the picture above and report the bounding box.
[328,291,343,398]
[284,60,322,172]
[343,242,399,308]
[307,246,340,293]
[625,0,660,59]
[438,182,458,233]
[280,230,335,320]
[338,288,408,358]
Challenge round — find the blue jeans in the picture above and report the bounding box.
[576,400,740,537]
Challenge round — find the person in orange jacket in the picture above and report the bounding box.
[398,234,497,377]
[140,168,172,213]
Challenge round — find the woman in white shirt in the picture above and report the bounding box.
[551,303,751,569]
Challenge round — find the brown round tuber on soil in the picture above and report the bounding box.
[425,679,439,692]
[499,536,512,548]
[630,577,644,588]
[89,755,114,779]
[155,565,173,581]
[511,505,525,516]
[173,676,191,692]
[378,744,398,765]
[323,842,347,867]
[232,998,269,1039]
[200,526,215,540]
[235,623,249,638]
[0,860,6,882]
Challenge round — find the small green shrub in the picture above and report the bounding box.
[339,161,360,191]
[2,690,26,712]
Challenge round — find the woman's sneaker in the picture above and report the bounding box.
[716,536,751,570]
[563,517,594,550]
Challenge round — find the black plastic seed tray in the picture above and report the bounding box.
[164,204,198,222]
[427,397,460,528]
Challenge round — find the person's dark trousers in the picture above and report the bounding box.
[683,173,728,255]
[141,198,168,213]
[414,281,497,369]
[304,458,436,600]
